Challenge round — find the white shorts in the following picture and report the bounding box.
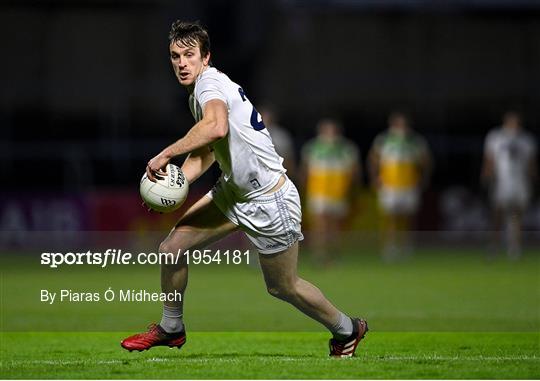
[379,188,420,215]
[207,177,304,254]
[492,187,530,211]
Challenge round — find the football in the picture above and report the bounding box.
[139,163,189,213]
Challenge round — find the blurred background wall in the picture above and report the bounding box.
[0,0,539,234]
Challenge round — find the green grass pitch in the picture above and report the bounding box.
[2,332,538,379]
[1,248,539,378]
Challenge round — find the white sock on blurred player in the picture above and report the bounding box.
[160,304,183,333]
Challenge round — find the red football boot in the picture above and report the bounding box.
[121,323,186,352]
[329,318,368,357]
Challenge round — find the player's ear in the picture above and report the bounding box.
[203,51,211,66]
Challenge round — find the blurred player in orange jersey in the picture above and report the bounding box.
[368,111,432,261]
[481,111,537,259]
[300,119,361,265]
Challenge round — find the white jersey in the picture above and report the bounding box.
[188,67,286,200]
[484,127,537,202]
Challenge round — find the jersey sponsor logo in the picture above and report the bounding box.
[250,178,261,189]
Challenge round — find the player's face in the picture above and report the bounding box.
[503,114,521,131]
[318,121,340,142]
[169,41,210,87]
[390,116,409,135]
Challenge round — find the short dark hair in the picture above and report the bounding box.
[503,110,522,124]
[317,118,342,133]
[388,110,409,126]
[169,20,211,59]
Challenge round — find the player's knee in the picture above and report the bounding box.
[158,240,184,266]
[266,282,298,301]
[158,240,173,255]
[266,285,285,300]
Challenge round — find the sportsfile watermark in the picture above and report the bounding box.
[40,249,251,268]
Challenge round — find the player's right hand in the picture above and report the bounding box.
[146,153,169,182]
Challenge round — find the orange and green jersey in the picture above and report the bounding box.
[374,131,428,190]
[302,137,359,202]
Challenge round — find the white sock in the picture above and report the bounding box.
[160,304,183,333]
[330,312,353,340]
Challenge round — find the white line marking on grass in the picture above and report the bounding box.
[8,354,538,367]
[8,357,305,367]
[146,357,173,363]
[11,359,124,365]
[371,355,539,362]
[8,358,173,366]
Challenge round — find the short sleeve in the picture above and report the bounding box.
[195,76,228,108]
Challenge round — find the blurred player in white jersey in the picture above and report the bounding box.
[259,105,297,180]
[121,20,367,357]
[481,111,537,259]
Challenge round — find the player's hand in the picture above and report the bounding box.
[146,154,169,182]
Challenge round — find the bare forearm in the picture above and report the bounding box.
[145,100,228,183]
[481,155,494,185]
[181,147,215,184]
[161,120,224,160]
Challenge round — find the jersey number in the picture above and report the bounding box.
[238,87,265,131]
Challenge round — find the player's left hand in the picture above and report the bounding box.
[146,153,169,182]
